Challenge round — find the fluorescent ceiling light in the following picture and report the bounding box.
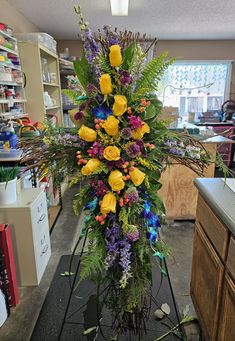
[110,0,129,16]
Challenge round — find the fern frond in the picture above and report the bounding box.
[92,163,109,175]
[136,53,175,93]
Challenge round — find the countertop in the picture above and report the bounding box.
[169,122,234,143]
[194,178,235,235]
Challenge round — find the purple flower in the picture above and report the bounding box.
[119,240,132,288]
[120,128,132,140]
[126,142,141,158]
[120,70,132,86]
[103,25,120,46]
[74,111,84,120]
[128,116,143,130]
[86,83,98,97]
[126,187,139,203]
[127,229,139,242]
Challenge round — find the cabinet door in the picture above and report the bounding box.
[218,274,235,341]
[191,222,224,341]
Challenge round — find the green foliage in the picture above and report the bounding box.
[215,153,234,179]
[91,163,109,175]
[73,54,92,90]
[73,184,90,215]
[69,174,83,188]
[122,42,137,70]
[79,229,105,283]
[98,54,113,74]
[136,52,175,93]
[62,89,79,104]
[0,166,19,183]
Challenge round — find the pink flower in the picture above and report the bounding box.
[128,116,143,130]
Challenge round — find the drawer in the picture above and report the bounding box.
[31,193,49,243]
[34,223,51,282]
[227,236,235,280]
[196,195,229,261]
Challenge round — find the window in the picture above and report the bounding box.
[157,61,232,121]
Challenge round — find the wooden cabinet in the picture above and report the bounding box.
[191,194,235,340]
[191,222,224,340]
[218,274,235,341]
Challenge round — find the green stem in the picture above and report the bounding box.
[155,321,181,341]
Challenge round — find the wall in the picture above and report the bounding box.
[0,0,39,33]
[57,40,83,58]
[57,39,235,99]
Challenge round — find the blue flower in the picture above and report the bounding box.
[92,104,112,120]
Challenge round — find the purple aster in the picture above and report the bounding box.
[128,116,143,130]
[126,142,141,158]
[120,128,132,140]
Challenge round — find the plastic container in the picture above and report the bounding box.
[0,177,17,205]
[15,33,57,54]
[0,149,22,159]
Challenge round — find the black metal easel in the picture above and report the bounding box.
[58,232,184,341]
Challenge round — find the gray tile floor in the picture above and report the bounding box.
[0,187,200,341]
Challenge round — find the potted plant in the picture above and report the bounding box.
[0,167,19,205]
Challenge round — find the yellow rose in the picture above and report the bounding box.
[103,146,120,161]
[109,45,122,67]
[101,192,116,214]
[78,125,97,142]
[132,122,150,139]
[102,115,119,136]
[81,158,100,176]
[108,170,125,192]
[129,167,145,186]
[99,74,112,95]
[113,95,127,116]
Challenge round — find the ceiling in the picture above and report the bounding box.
[9,0,235,40]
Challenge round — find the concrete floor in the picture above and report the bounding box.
[0,187,201,341]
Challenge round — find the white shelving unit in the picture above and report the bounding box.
[0,29,27,118]
[17,41,63,124]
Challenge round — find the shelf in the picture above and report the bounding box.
[39,44,57,59]
[0,44,18,56]
[0,62,21,70]
[45,105,61,110]
[48,205,62,230]
[0,30,16,42]
[43,82,60,87]
[63,104,77,110]
[0,81,23,86]
[0,99,26,104]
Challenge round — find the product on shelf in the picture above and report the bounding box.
[16,32,57,54]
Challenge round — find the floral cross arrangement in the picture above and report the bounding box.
[20,4,220,339]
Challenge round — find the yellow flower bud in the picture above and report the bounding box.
[81,158,100,176]
[102,115,119,136]
[99,74,112,95]
[132,122,150,140]
[129,167,145,186]
[108,170,125,192]
[103,146,120,161]
[109,45,122,67]
[78,125,97,142]
[113,95,127,116]
[101,192,116,214]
